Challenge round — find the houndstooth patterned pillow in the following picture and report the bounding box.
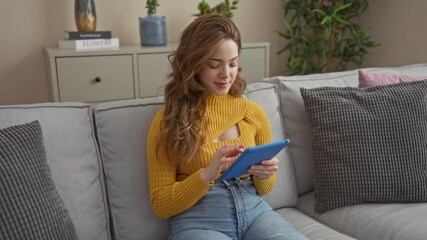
[300,80,427,213]
[0,121,78,240]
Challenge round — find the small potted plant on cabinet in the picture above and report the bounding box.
[139,0,167,46]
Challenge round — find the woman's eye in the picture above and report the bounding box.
[208,64,220,69]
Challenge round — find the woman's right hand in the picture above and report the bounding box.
[200,144,244,184]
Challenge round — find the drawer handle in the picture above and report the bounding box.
[94,77,102,83]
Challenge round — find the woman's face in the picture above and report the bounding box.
[198,39,239,96]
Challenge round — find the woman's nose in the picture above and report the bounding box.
[219,65,230,78]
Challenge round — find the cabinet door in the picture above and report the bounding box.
[56,55,134,102]
[138,53,172,97]
[239,47,268,83]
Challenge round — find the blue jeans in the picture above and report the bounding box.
[169,177,308,240]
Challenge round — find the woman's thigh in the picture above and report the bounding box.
[170,184,238,239]
[243,210,308,240]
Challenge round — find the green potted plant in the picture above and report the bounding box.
[139,0,167,46]
[194,0,239,18]
[277,0,379,75]
[146,0,159,14]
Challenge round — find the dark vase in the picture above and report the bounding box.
[75,0,97,32]
[139,13,167,46]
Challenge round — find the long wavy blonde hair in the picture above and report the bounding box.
[159,14,246,165]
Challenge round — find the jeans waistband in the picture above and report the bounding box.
[215,177,253,188]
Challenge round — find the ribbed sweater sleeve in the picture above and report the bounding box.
[146,110,212,219]
[246,101,276,195]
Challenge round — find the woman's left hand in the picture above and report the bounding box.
[248,157,279,180]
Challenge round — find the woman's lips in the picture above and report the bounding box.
[214,81,230,88]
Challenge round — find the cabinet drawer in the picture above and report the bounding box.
[138,53,171,97]
[56,55,134,102]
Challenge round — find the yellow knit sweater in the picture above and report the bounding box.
[147,94,276,219]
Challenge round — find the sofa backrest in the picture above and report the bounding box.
[0,102,111,240]
[94,97,168,240]
[264,63,427,196]
[245,82,298,209]
[93,82,299,240]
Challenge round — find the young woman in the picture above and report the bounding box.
[147,14,307,240]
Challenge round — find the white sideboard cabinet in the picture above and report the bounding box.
[45,43,269,103]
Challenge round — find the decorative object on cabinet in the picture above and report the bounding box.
[60,30,116,50]
[58,38,119,50]
[63,30,112,40]
[44,43,269,103]
[75,0,97,32]
[139,0,167,46]
[277,0,379,75]
[194,0,239,18]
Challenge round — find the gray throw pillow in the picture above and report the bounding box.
[0,121,78,240]
[300,80,427,213]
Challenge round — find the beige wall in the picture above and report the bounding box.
[359,0,427,68]
[1,0,426,104]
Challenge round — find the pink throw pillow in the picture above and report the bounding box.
[358,69,427,88]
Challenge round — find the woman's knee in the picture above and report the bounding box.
[244,211,308,240]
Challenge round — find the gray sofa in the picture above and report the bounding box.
[1,63,427,240]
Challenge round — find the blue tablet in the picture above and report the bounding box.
[220,139,291,180]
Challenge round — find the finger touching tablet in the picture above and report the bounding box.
[220,139,290,180]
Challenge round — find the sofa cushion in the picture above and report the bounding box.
[0,121,78,240]
[277,208,356,240]
[298,191,427,240]
[264,63,427,196]
[245,82,298,209]
[358,69,426,87]
[300,80,427,213]
[94,97,168,240]
[0,102,110,240]
[264,71,359,196]
[319,202,427,240]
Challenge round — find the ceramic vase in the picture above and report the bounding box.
[75,0,97,32]
[139,13,167,46]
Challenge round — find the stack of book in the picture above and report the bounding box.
[58,30,119,50]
